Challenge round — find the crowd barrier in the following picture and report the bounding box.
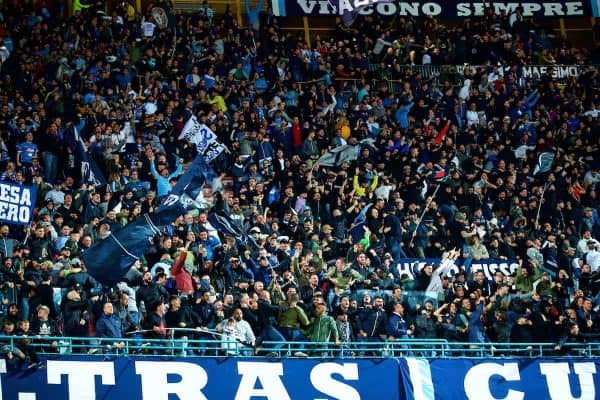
[0,340,598,400]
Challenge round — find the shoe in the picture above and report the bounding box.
[293,351,308,357]
[266,351,278,358]
[88,348,100,355]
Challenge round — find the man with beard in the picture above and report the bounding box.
[216,307,255,356]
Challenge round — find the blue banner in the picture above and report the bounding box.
[396,258,519,280]
[0,181,36,225]
[274,0,598,18]
[1,356,598,399]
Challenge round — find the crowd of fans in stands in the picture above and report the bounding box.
[0,0,599,363]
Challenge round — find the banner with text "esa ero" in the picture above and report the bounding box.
[1,356,599,400]
[272,0,599,18]
[0,181,36,225]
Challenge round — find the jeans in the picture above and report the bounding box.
[43,151,58,183]
[278,327,308,352]
[260,326,285,350]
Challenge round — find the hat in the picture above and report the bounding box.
[277,236,290,243]
[303,206,312,212]
[249,227,261,234]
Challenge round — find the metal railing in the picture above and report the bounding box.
[2,335,598,358]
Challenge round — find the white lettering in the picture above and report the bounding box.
[318,0,333,13]
[521,3,542,15]
[297,0,318,13]
[135,361,208,400]
[9,186,19,203]
[20,188,31,206]
[0,359,6,400]
[423,1,442,14]
[6,204,18,223]
[0,185,8,202]
[354,0,370,7]
[493,3,518,15]
[236,362,290,400]
[543,3,564,15]
[0,203,6,220]
[540,362,596,400]
[47,361,115,400]
[464,363,524,400]
[338,0,354,13]
[375,2,396,15]
[398,2,419,15]
[565,2,583,14]
[471,2,486,15]
[18,207,29,223]
[456,3,472,16]
[310,363,360,400]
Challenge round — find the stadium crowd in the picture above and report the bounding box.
[0,0,600,363]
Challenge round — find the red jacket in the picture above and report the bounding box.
[170,251,194,295]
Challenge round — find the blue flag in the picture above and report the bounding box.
[156,155,215,213]
[81,205,185,287]
[208,210,259,250]
[83,155,213,287]
[63,124,106,186]
[533,152,555,176]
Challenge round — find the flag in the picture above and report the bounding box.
[178,115,225,162]
[316,145,358,167]
[83,154,214,286]
[81,205,185,287]
[156,155,215,213]
[434,121,451,145]
[432,169,448,183]
[207,210,258,250]
[63,124,106,186]
[533,152,555,176]
[331,0,393,26]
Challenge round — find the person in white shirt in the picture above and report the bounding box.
[577,230,599,257]
[216,308,255,356]
[466,103,480,127]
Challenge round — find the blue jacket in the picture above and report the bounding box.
[95,313,123,338]
[394,102,414,129]
[356,307,388,337]
[388,312,409,338]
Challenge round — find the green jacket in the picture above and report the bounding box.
[278,305,309,329]
[303,314,339,342]
[325,266,362,291]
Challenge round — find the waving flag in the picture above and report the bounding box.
[208,210,258,250]
[63,124,106,186]
[533,152,555,176]
[83,155,214,286]
[179,115,225,162]
[157,155,215,213]
[82,205,185,286]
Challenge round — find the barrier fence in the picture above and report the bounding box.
[2,335,598,358]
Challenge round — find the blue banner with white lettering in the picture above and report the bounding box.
[396,258,519,280]
[274,0,599,18]
[1,356,599,399]
[0,181,36,225]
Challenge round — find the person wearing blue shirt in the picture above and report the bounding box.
[394,101,414,130]
[149,154,183,198]
[17,132,38,168]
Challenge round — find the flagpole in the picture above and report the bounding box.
[409,184,441,249]
[534,182,549,229]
